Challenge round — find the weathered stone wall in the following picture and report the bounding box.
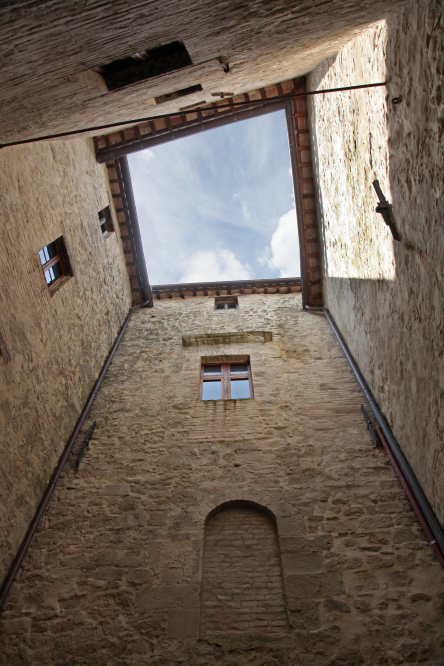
[307,0,444,525]
[1,294,443,665]
[0,0,407,143]
[0,138,132,584]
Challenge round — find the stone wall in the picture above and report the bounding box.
[0,137,132,584]
[307,0,444,524]
[201,504,288,636]
[1,294,443,665]
[0,0,407,143]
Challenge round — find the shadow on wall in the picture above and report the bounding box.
[307,4,444,524]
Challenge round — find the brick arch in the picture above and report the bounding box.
[205,498,278,524]
[200,501,289,636]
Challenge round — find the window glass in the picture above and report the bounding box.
[204,365,221,375]
[227,303,237,309]
[230,364,248,374]
[202,380,222,400]
[39,241,58,266]
[44,261,63,285]
[230,379,250,399]
[216,304,225,310]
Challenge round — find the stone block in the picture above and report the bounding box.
[285,572,344,600]
[161,567,184,583]
[282,551,326,574]
[167,608,200,638]
[102,484,131,496]
[135,584,200,611]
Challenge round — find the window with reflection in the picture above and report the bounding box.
[200,362,252,400]
[38,235,73,294]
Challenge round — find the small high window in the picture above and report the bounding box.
[215,296,238,310]
[94,41,193,91]
[38,236,73,294]
[98,206,115,236]
[200,362,253,401]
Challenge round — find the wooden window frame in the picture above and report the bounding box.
[38,236,73,295]
[199,362,253,401]
[98,206,115,237]
[215,296,238,310]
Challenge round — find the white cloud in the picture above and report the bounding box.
[266,208,300,277]
[179,249,252,283]
[241,201,251,221]
[139,149,155,162]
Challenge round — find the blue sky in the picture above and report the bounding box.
[128,109,300,285]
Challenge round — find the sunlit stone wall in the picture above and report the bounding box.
[0,137,132,584]
[308,0,444,522]
[1,294,443,665]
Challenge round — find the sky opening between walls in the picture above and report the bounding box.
[128,110,300,285]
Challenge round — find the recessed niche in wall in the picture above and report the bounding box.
[201,502,288,636]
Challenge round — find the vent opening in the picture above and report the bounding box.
[155,84,203,105]
[96,40,193,91]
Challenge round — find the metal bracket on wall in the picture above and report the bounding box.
[76,421,96,468]
[361,405,380,448]
[372,180,401,241]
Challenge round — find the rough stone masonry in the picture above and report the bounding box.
[1,293,443,665]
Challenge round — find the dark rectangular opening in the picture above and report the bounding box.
[98,206,115,235]
[155,84,203,105]
[98,41,193,91]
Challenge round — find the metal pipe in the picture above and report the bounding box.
[319,307,444,554]
[0,302,148,610]
[0,82,387,150]
[376,427,444,570]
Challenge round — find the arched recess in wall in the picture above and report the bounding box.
[200,500,289,636]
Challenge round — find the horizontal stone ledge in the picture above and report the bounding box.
[182,331,273,347]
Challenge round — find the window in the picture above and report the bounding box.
[38,236,73,294]
[98,206,115,236]
[215,296,238,310]
[200,362,253,400]
[94,41,193,91]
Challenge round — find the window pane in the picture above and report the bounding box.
[38,249,46,265]
[202,380,222,400]
[230,379,250,399]
[204,365,221,375]
[216,304,225,310]
[45,261,63,285]
[227,303,237,309]
[46,241,58,260]
[230,364,249,374]
[51,261,63,280]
